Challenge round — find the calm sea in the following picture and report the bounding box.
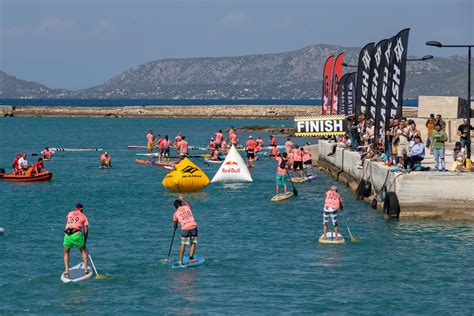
[1,116,469,314]
[0,98,419,107]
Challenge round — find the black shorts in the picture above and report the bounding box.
[181,227,198,238]
[216,143,221,149]
[247,150,255,159]
[293,161,303,170]
[163,148,170,156]
[304,159,312,166]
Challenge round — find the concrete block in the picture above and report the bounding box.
[418,96,467,119]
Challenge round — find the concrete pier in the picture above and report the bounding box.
[314,140,474,220]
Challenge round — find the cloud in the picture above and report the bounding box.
[218,11,253,26]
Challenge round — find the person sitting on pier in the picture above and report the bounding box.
[395,121,409,168]
[451,142,466,172]
[404,136,425,170]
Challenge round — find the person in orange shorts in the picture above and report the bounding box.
[173,196,198,266]
[323,186,343,240]
[146,130,155,153]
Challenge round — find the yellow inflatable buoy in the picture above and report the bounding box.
[162,158,210,192]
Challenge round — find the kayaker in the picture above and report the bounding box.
[215,130,223,148]
[323,186,343,240]
[179,136,188,158]
[291,145,304,178]
[12,154,21,174]
[163,135,172,160]
[146,130,155,153]
[173,196,198,266]
[32,158,45,174]
[100,152,111,168]
[63,203,89,278]
[245,135,256,167]
[275,152,289,196]
[41,147,53,160]
[174,132,182,149]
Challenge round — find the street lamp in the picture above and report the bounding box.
[426,40,473,158]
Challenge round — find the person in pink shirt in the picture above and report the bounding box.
[173,196,198,266]
[229,132,238,147]
[221,138,227,150]
[255,136,264,152]
[146,130,155,153]
[285,138,294,154]
[215,130,223,148]
[63,203,89,278]
[270,145,280,158]
[245,136,257,167]
[291,145,304,178]
[275,153,289,196]
[302,147,315,177]
[209,138,216,149]
[228,126,235,139]
[162,135,172,161]
[178,136,188,158]
[323,186,343,240]
[174,132,182,149]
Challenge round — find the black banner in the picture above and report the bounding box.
[346,72,356,116]
[388,28,410,119]
[366,39,388,123]
[338,73,349,115]
[355,42,374,117]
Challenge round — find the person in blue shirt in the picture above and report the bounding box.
[404,136,425,170]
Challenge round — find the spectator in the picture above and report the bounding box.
[346,114,359,151]
[425,113,436,148]
[385,118,394,165]
[451,142,466,172]
[363,120,375,145]
[395,121,409,168]
[407,120,421,152]
[457,118,473,154]
[435,114,446,130]
[432,124,448,171]
[404,136,425,170]
[390,118,400,165]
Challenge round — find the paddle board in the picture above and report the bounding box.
[164,165,174,170]
[60,262,93,283]
[51,148,103,152]
[0,227,4,235]
[271,192,294,202]
[171,255,205,269]
[318,232,345,244]
[290,175,317,183]
[204,158,223,164]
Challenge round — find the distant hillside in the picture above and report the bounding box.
[1,44,473,99]
[0,71,68,98]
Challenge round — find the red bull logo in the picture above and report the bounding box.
[225,161,238,166]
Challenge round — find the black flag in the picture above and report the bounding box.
[346,72,356,116]
[338,73,349,115]
[355,42,374,117]
[366,39,388,123]
[388,28,410,119]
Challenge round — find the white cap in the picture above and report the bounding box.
[249,135,252,138]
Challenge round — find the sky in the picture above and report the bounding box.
[0,0,472,90]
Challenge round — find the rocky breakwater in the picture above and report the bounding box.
[5,105,321,119]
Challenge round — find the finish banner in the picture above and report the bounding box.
[345,72,356,116]
[355,42,374,117]
[295,115,346,137]
[388,28,410,119]
[366,39,388,122]
[338,73,350,115]
[322,55,335,116]
[330,53,344,114]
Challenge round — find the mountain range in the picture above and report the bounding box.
[1,44,472,99]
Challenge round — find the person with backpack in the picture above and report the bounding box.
[275,152,289,197]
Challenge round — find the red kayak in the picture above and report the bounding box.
[0,170,53,182]
[135,159,178,166]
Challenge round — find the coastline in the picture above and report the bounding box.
[0,105,418,119]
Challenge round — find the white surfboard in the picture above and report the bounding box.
[61,262,93,283]
[211,145,253,183]
[319,232,345,244]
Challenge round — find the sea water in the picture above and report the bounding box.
[0,117,472,314]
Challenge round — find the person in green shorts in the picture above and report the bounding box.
[63,204,89,278]
[275,153,289,196]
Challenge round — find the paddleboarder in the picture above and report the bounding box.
[173,196,198,266]
[146,130,155,153]
[178,136,188,158]
[63,203,89,278]
[163,135,172,161]
[215,130,223,148]
[246,135,256,167]
[275,152,289,196]
[322,186,343,240]
[100,152,111,168]
[41,147,54,160]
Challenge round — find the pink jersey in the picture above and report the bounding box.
[157,138,163,149]
[221,140,227,148]
[216,132,223,143]
[285,141,293,152]
[230,133,238,144]
[276,157,287,175]
[175,135,182,147]
[324,190,342,210]
[271,146,280,156]
[288,152,294,165]
[163,139,171,148]
[209,140,216,148]
[303,151,312,162]
[179,140,188,154]
[65,210,89,232]
[173,206,197,230]
[292,148,303,162]
[146,133,154,144]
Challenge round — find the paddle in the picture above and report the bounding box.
[87,250,108,279]
[166,227,177,263]
[340,205,360,243]
[285,169,298,197]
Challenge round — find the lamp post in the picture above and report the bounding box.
[426,41,473,158]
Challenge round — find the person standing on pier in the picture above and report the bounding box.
[432,124,448,171]
[457,118,473,154]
